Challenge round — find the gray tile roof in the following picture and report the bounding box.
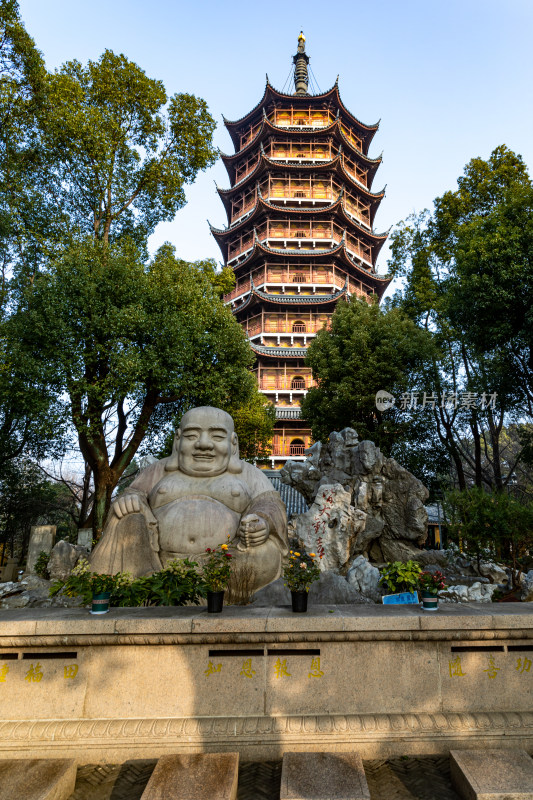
[265,473,309,518]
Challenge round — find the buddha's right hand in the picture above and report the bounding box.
[113,493,144,519]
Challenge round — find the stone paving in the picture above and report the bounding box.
[67,755,462,799]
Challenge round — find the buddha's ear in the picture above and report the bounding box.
[165,431,180,471]
[228,432,242,474]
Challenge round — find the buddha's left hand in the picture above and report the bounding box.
[239,513,269,548]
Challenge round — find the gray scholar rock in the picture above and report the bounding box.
[280,428,429,569]
[48,540,89,582]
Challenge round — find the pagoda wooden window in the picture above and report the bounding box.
[291,376,305,390]
[292,321,306,333]
[293,274,305,283]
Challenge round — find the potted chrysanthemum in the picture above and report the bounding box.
[418,570,447,611]
[282,550,321,612]
[201,540,233,613]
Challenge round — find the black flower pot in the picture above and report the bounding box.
[207,590,225,613]
[291,590,308,613]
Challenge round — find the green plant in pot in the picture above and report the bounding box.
[50,558,117,614]
[379,560,422,603]
[282,550,321,612]
[418,570,447,611]
[201,540,233,613]
[50,556,207,609]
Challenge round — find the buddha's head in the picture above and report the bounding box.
[166,406,241,476]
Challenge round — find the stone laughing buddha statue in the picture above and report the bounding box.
[90,406,289,592]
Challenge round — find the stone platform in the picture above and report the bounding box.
[1,604,533,762]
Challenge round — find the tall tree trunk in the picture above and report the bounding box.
[78,461,92,529]
[488,409,504,491]
[91,471,111,539]
[470,412,483,487]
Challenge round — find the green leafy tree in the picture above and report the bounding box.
[389,146,532,491]
[445,487,533,585]
[227,394,275,463]
[0,458,77,563]
[0,2,67,473]
[1,6,224,483]
[37,49,217,248]
[15,240,257,535]
[301,297,443,481]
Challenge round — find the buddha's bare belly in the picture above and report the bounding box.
[154,496,241,554]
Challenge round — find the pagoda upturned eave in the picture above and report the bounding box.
[210,227,387,274]
[219,238,388,283]
[209,198,389,248]
[219,116,383,186]
[227,241,391,290]
[250,343,309,358]
[231,281,350,316]
[216,152,386,204]
[223,80,379,153]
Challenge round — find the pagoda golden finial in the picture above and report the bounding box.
[293,32,309,95]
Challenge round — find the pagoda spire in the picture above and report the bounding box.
[293,32,309,95]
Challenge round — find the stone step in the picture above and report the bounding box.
[0,759,76,800]
[140,753,239,800]
[280,751,370,800]
[450,749,533,800]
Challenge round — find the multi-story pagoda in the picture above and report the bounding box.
[211,34,391,468]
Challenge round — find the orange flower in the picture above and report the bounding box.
[309,552,316,557]
[294,552,301,557]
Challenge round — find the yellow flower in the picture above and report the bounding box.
[289,550,293,554]
[294,552,301,557]
[221,544,228,550]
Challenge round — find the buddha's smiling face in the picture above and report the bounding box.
[177,407,236,477]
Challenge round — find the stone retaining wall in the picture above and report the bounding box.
[1,604,533,762]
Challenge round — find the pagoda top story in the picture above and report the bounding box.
[222,33,380,157]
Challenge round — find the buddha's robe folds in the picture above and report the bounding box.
[90,457,288,591]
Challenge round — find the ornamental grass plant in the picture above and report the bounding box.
[283,550,321,592]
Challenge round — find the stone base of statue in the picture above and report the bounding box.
[1,603,532,764]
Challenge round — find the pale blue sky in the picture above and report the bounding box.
[18,0,533,295]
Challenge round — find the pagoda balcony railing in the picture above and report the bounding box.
[236,114,366,154]
[268,187,334,202]
[267,143,334,161]
[227,222,373,266]
[258,378,313,391]
[234,158,260,185]
[339,124,364,152]
[239,121,263,149]
[230,177,371,222]
[247,320,327,336]
[223,270,358,303]
[271,444,307,457]
[343,157,370,188]
[270,110,336,129]
[230,198,257,224]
